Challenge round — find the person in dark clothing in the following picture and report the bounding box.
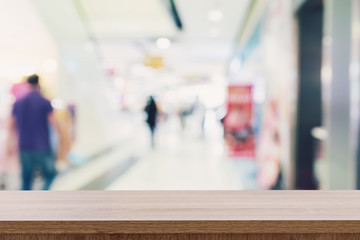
[144,96,158,148]
[7,74,59,190]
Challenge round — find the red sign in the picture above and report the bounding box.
[224,85,255,158]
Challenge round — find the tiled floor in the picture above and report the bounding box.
[7,111,260,190]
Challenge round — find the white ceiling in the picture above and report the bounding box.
[78,0,177,39]
[176,0,250,41]
[78,0,251,78]
[0,0,251,104]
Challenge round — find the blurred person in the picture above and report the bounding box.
[7,74,59,190]
[190,96,206,137]
[144,96,158,148]
[178,106,187,132]
[177,102,192,133]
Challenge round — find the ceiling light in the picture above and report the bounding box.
[208,9,223,22]
[156,38,171,49]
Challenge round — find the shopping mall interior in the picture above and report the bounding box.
[0,0,359,190]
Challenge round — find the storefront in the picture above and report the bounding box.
[229,0,297,189]
[231,0,360,190]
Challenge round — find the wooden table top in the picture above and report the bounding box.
[0,191,359,234]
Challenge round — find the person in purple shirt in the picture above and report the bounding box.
[8,74,59,190]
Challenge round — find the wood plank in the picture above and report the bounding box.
[1,221,360,234]
[0,191,358,234]
[0,234,360,240]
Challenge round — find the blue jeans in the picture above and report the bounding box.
[19,151,57,190]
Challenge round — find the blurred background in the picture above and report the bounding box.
[0,0,358,190]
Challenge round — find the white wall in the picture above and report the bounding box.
[0,0,59,91]
[31,0,125,157]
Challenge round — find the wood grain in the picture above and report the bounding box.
[0,191,358,235]
[0,234,360,240]
[1,191,360,221]
[0,221,360,234]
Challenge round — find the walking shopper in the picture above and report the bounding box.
[7,74,59,190]
[144,96,158,148]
